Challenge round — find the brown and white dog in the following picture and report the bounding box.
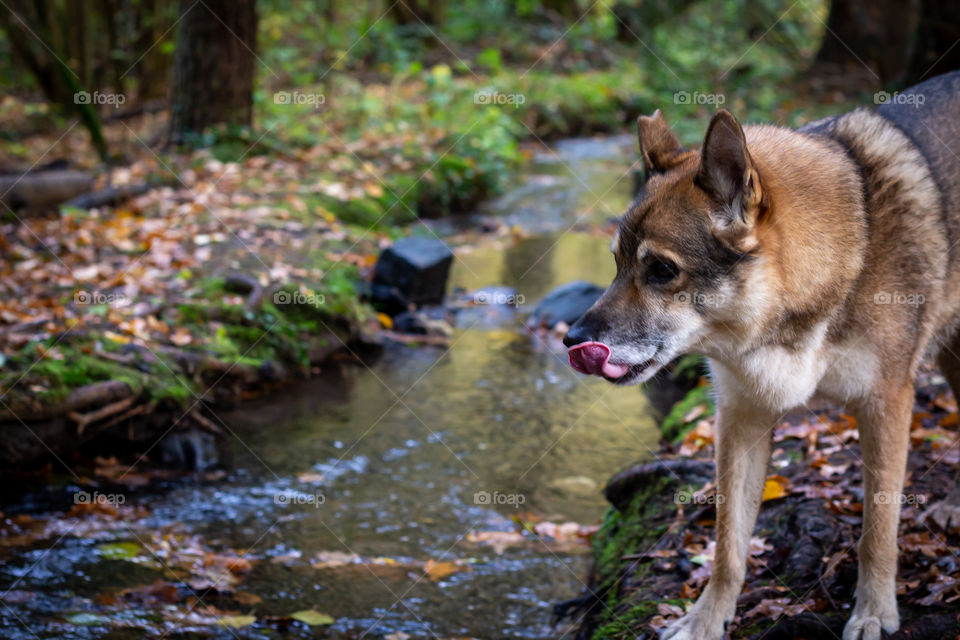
[564,72,960,640]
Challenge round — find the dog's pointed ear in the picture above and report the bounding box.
[696,110,764,231]
[637,110,688,177]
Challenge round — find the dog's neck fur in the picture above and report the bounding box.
[725,125,869,352]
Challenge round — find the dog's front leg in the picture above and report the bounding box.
[843,380,911,640]
[662,397,775,640]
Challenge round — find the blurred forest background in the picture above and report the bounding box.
[1,2,960,640]
[1,0,959,485]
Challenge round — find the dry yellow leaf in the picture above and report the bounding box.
[762,475,790,502]
[424,559,461,581]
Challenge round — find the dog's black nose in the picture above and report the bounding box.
[563,321,589,347]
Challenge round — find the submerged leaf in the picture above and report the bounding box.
[218,614,257,628]
[97,541,141,560]
[291,609,334,625]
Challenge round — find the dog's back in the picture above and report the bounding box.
[796,73,960,367]
[876,71,960,222]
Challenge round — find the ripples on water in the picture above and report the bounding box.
[0,136,660,639]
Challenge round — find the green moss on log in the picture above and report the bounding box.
[660,384,715,443]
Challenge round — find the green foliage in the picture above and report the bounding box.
[247,0,834,229]
[27,348,145,399]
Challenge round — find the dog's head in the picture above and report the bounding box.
[564,109,767,385]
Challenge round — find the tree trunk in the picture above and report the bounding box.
[168,0,256,144]
[0,0,109,161]
[813,0,921,84]
[812,0,960,87]
[906,0,960,84]
[135,0,174,101]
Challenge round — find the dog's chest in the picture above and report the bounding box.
[722,329,878,412]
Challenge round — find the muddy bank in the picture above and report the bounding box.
[570,367,960,639]
[0,286,368,469]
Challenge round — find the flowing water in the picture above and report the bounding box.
[0,136,661,639]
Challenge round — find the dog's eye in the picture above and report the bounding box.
[647,259,679,284]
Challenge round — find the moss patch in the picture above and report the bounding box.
[660,384,715,443]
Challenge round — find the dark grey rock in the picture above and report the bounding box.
[393,307,454,337]
[372,236,454,315]
[158,429,219,471]
[454,304,519,329]
[393,311,429,335]
[528,280,604,328]
[450,286,523,329]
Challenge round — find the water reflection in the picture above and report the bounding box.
[0,135,657,640]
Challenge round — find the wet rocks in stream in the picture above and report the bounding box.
[370,236,454,315]
[449,285,524,329]
[157,429,220,471]
[392,306,455,337]
[528,280,604,329]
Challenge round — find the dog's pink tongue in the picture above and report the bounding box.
[568,342,629,378]
[601,359,629,378]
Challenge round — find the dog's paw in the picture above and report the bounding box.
[660,612,725,640]
[842,610,899,640]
